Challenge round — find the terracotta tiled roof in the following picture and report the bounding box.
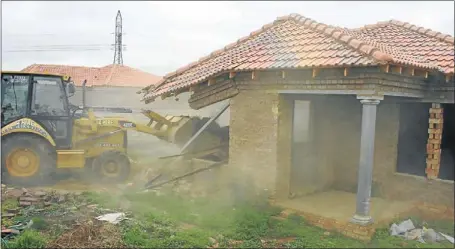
[344,20,454,74]
[143,13,451,101]
[21,64,162,87]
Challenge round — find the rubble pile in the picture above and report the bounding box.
[390,219,454,244]
[1,184,89,243]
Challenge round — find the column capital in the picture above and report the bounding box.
[357,95,383,105]
[360,99,381,105]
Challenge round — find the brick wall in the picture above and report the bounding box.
[310,97,453,207]
[228,93,453,208]
[228,90,280,196]
[426,103,444,179]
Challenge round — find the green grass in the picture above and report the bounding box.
[2,230,48,249]
[3,189,454,248]
[83,190,454,248]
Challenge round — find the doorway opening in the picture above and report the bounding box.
[440,103,455,181]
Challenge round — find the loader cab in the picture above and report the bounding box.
[1,72,74,149]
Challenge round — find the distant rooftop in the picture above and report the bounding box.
[21,63,162,87]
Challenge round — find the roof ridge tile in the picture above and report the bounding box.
[358,19,455,45]
[153,17,286,89]
[287,14,393,63]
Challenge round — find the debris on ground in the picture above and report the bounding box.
[390,219,454,244]
[47,219,125,248]
[440,232,455,244]
[95,212,127,224]
[1,184,127,248]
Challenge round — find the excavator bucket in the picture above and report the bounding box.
[141,109,229,161]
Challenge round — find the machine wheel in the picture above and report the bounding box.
[92,151,130,183]
[1,134,56,187]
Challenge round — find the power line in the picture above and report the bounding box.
[3,48,108,53]
[8,44,113,48]
[3,44,127,52]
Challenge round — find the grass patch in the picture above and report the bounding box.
[3,188,453,248]
[83,190,454,248]
[2,230,48,249]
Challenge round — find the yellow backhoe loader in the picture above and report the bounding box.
[1,71,228,186]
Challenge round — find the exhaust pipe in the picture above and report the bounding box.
[82,79,87,109]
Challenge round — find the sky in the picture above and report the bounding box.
[1,1,454,76]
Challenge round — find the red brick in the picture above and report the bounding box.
[427,139,441,144]
[428,128,443,134]
[353,228,370,236]
[429,108,443,114]
[427,148,441,154]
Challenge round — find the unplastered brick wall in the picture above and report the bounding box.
[228,90,280,196]
[227,90,453,208]
[426,103,444,179]
[321,99,453,207]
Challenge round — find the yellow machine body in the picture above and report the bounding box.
[1,118,86,169]
[1,118,56,146]
[1,71,227,185]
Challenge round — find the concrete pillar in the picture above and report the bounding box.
[351,96,382,225]
[426,103,444,179]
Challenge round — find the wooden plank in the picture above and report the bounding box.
[144,160,227,190]
[158,144,225,159]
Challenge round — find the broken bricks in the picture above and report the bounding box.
[1,228,20,236]
[1,185,71,209]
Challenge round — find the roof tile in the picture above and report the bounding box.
[143,13,453,102]
[21,64,161,87]
[347,19,454,73]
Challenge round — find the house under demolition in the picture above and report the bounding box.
[11,13,451,241]
[140,14,455,239]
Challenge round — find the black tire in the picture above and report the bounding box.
[92,151,130,183]
[1,134,57,187]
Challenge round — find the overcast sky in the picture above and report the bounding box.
[1,1,454,76]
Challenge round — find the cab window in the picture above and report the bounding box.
[31,76,68,116]
[1,74,30,124]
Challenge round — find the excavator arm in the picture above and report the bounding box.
[72,104,229,161]
[74,109,172,137]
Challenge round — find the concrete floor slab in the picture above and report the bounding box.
[277,190,416,223]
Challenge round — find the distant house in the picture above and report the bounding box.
[141,14,454,239]
[21,63,162,110]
